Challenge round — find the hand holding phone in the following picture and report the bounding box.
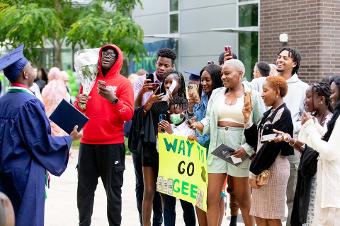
[158,114,168,132]
[186,84,200,103]
[146,73,154,83]
[98,80,106,88]
[224,46,232,56]
[159,114,167,122]
[224,45,233,62]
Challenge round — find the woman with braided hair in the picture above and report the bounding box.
[304,82,333,128]
[274,76,340,226]
[286,81,334,225]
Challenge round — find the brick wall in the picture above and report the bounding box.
[260,0,340,84]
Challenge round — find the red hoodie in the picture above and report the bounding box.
[74,44,134,144]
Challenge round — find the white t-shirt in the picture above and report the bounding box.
[171,120,195,137]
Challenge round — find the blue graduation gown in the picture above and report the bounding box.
[0,91,72,226]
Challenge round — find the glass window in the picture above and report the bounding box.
[239,3,258,27]
[170,0,178,12]
[239,32,258,81]
[170,14,178,33]
[238,1,258,80]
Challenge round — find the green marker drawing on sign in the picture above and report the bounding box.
[164,138,178,153]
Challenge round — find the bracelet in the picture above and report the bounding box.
[289,139,297,146]
[143,102,152,112]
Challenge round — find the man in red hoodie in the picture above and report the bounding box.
[74,44,134,226]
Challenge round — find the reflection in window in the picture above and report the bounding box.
[170,0,178,11]
[238,1,258,80]
[239,4,258,27]
[170,14,178,33]
[239,32,258,81]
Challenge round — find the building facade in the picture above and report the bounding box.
[260,0,340,83]
[133,0,259,80]
[134,0,340,83]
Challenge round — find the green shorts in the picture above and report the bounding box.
[207,127,250,177]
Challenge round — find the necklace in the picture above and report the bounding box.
[317,111,328,126]
[224,90,244,105]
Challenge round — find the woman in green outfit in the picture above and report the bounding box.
[191,59,265,226]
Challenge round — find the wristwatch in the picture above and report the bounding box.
[111,97,119,104]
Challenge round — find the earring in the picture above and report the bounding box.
[320,101,323,104]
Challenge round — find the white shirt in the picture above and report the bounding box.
[283,74,309,135]
[133,73,159,106]
[250,77,266,94]
[299,117,340,208]
[171,121,195,137]
[30,82,43,103]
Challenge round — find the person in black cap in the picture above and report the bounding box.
[250,61,271,94]
[218,52,238,66]
[0,45,81,226]
[185,70,201,85]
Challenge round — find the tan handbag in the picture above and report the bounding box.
[256,170,270,186]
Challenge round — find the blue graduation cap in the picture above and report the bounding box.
[184,70,201,81]
[0,45,28,82]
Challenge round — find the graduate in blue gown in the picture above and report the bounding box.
[0,45,81,226]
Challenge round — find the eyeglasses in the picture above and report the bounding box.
[207,61,215,65]
[102,51,116,60]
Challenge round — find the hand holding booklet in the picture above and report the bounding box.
[49,99,89,134]
[211,144,247,166]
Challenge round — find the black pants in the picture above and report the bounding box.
[162,194,196,226]
[77,143,125,226]
[132,152,163,226]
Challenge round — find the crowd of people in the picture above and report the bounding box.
[0,43,339,226]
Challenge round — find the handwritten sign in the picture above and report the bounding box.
[157,133,208,211]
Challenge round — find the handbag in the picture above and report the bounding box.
[256,170,270,186]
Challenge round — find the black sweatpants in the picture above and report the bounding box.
[77,143,125,226]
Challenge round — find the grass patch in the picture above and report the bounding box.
[71,139,80,150]
[125,137,131,155]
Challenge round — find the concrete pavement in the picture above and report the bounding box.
[45,150,247,226]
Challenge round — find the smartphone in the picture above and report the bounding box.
[149,82,160,90]
[97,80,106,88]
[159,114,167,122]
[186,84,200,103]
[146,73,154,83]
[261,134,278,143]
[159,114,167,132]
[224,45,232,56]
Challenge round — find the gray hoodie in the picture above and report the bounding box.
[283,73,309,135]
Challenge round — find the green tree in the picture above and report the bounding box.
[0,0,145,69]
